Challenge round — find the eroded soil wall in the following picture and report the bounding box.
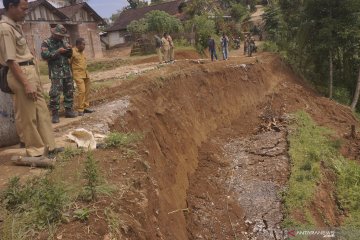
[111,54,293,239]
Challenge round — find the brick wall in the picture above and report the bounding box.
[23,22,52,60]
[78,23,103,59]
[22,22,103,60]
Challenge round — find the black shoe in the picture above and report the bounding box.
[96,143,106,149]
[52,112,60,123]
[19,142,25,148]
[48,147,65,159]
[78,112,84,116]
[65,109,77,118]
[84,108,95,114]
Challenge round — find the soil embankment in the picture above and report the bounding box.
[106,53,293,239]
[1,51,359,239]
[106,52,358,239]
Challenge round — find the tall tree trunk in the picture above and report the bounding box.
[190,23,195,46]
[351,68,360,111]
[329,51,333,99]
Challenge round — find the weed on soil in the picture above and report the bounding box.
[284,111,360,234]
[0,150,114,239]
[105,132,143,149]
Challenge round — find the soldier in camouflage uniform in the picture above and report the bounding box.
[41,24,77,123]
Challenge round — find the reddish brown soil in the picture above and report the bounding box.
[1,52,359,239]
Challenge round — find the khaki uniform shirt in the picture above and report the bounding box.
[70,47,89,79]
[0,15,33,66]
[167,35,174,48]
[161,37,170,50]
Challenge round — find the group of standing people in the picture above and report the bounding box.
[243,35,256,57]
[208,33,257,61]
[155,33,175,64]
[208,33,230,61]
[0,0,93,159]
[41,24,94,123]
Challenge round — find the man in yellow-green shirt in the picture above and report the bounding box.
[70,38,94,116]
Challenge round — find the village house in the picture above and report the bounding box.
[104,0,185,49]
[0,0,105,59]
[58,2,105,58]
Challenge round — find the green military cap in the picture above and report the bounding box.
[51,24,69,37]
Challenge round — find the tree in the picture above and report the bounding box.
[351,69,360,111]
[110,9,122,23]
[146,10,183,33]
[126,0,148,9]
[185,0,221,17]
[230,3,248,22]
[265,0,360,107]
[127,10,183,36]
[191,15,216,52]
[127,18,148,36]
[127,0,139,9]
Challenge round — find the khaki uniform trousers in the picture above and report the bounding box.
[7,65,55,156]
[169,47,175,61]
[162,47,170,62]
[156,48,163,63]
[12,95,24,143]
[74,77,90,112]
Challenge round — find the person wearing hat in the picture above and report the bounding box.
[41,24,77,123]
[0,0,63,157]
[161,33,170,63]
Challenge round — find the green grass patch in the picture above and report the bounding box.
[355,111,360,121]
[105,132,143,149]
[38,57,129,77]
[91,79,118,92]
[334,158,360,227]
[173,38,192,48]
[260,41,280,53]
[58,147,84,162]
[0,176,69,239]
[0,151,114,239]
[333,87,352,105]
[284,111,360,230]
[87,58,129,72]
[284,111,332,227]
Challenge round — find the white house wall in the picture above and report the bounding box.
[73,8,96,22]
[109,31,125,47]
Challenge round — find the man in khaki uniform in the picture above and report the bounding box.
[161,33,170,63]
[70,38,94,116]
[167,33,175,63]
[0,0,61,157]
[154,35,163,64]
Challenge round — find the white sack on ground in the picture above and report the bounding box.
[67,128,97,150]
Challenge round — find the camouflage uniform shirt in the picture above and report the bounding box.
[41,37,72,79]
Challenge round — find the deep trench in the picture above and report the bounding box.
[112,54,293,239]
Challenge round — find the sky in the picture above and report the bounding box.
[0,0,130,18]
[87,0,128,18]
